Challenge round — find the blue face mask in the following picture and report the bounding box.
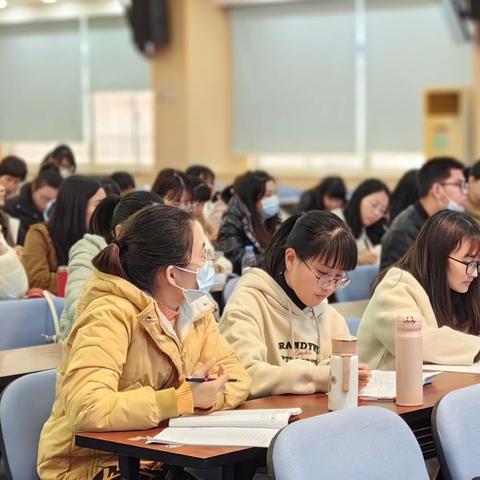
[260,195,280,219]
[446,200,464,212]
[174,261,215,295]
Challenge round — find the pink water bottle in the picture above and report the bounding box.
[395,315,423,406]
[57,266,68,297]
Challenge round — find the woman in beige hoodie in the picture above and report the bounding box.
[220,211,370,398]
[359,210,480,370]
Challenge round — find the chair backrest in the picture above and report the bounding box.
[335,264,380,302]
[268,406,429,480]
[0,298,64,350]
[0,369,57,480]
[432,383,480,480]
[223,276,241,304]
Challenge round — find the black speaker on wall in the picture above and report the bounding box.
[126,0,169,57]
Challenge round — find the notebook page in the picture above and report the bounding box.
[169,408,302,429]
[359,371,441,399]
[147,426,279,448]
[423,362,480,374]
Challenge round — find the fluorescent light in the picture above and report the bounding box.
[42,0,57,4]
[0,0,7,10]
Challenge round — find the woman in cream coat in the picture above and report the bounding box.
[359,210,480,370]
[220,211,370,399]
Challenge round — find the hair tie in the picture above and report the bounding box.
[112,239,122,252]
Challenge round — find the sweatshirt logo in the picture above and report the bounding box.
[278,341,320,365]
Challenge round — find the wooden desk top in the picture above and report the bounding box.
[75,371,480,468]
[0,343,62,386]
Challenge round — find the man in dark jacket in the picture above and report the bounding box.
[381,157,467,270]
[4,169,62,245]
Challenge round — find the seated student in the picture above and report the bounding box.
[359,211,480,370]
[0,233,28,300]
[466,159,480,223]
[187,175,217,241]
[110,171,136,196]
[0,155,27,199]
[152,170,193,211]
[220,211,370,399]
[40,144,77,178]
[217,170,280,274]
[389,169,420,222]
[186,165,225,239]
[22,176,106,293]
[0,183,17,247]
[37,205,250,480]
[333,178,390,265]
[381,157,466,270]
[4,169,63,245]
[296,176,347,214]
[59,191,162,340]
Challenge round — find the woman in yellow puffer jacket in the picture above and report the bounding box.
[37,205,251,480]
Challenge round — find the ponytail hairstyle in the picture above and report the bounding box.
[90,191,163,243]
[262,210,357,276]
[92,205,193,292]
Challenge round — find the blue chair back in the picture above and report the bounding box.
[0,298,64,350]
[335,264,379,302]
[223,276,241,305]
[0,369,57,480]
[268,406,429,480]
[432,383,480,480]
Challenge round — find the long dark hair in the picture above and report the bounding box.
[262,211,357,277]
[390,169,419,221]
[90,191,162,243]
[48,176,103,265]
[92,205,193,293]
[391,211,480,334]
[234,170,279,248]
[343,178,391,245]
[302,176,347,212]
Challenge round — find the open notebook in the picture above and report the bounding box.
[359,371,442,400]
[147,408,302,448]
[423,363,480,374]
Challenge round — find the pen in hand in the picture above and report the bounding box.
[185,376,239,383]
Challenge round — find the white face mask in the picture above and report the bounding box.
[445,198,464,212]
[59,168,72,179]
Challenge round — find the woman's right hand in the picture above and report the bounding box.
[358,250,378,265]
[189,359,228,411]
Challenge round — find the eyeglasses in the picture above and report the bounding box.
[190,248,216,265]
[441,181,468,193]
[448,256,480,276]
[303,261,350,289]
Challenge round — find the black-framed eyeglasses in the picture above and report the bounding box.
[302,261,350,289]
[448,256,480,276]
[441,181,468,192]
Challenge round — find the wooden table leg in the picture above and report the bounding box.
[119,455,140,479]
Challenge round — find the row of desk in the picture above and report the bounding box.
[0,342,478,479]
